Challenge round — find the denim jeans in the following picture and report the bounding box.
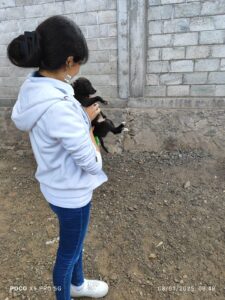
[48,200,92,300]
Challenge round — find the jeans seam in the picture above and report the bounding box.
[62,208,83,300]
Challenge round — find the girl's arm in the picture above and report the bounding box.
[83,103,101,153]
[90,127,100,153]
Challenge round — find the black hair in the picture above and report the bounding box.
[7,15,88,70]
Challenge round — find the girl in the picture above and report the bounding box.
[7,15,109,299]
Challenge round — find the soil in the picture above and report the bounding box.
[0,148,225,300]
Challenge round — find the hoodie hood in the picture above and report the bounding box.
[11,72,76,131]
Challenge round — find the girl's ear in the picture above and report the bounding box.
[65,56,74,68]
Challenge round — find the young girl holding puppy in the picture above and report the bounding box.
[7,15,109,300]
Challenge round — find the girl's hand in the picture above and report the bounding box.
[84,103,101,121]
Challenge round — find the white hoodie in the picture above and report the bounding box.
[11,71,108,208]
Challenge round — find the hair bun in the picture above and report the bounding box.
[7,31,42,68]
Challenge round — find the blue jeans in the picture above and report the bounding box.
[48,200,92,300]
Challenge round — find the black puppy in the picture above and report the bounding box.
[72,77,128,153]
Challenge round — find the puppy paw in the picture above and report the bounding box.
[121,121,126,125]
[123,127,129,132]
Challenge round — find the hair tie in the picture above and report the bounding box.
[22,31,39,57]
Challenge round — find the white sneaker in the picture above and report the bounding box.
[70,279,109,298]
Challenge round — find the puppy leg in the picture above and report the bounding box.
[99,136,109,153]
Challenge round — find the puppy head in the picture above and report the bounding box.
[72,77,96,98]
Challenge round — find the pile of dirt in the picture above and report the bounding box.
[0,148,225,300]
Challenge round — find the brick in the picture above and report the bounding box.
[0,0,15,8]
[190,17,214,32]
[81,62,116,75]
[213,15,225,30]
[89,50,109,63]
[146,74,159,85]
[148,0,161,5]
[76,12,98,25]
[144,86,166,97]
[98,10,116,24]
[0,67,10,77]
[147,48,160,61]
[149,21,162,34]
[107,0,116,10]
[208,72,225,84]
[0,9,6,21]
[149,34,171,47]
[9,66,33,76]
[195,59,220,71]
[162,47,185,60]
[148,5,173,21]
[16,0,54,4]
[215,85,225,96]
[175,3,201,18]
[200,30,225,44]
[160,73,182,85]
[24,5,45,18]
[108,23,117,36]
[86,0,108,11]
[0,32,19,44]
[17,18,38,32]
[99,24,108,37]
[77,25,86,38]
[171,60,193,72]
[43,2,64,16]
[191,85,216,96]
[161,0,184,3]
[183,73,208,84]
[5,7,24,19]
[87,25,100,38]
[201,1,225,16]
[86,38,98,50]
[82,74,117,86]
[211,45,225,57]
[0,86,20,98]
[64,0,86,14]
[173,33,198,46]
[186,46,210,59]
[0,77,23,87]
[221,59,225,71]
[98,37,117,50]
[164,18,189,33]
[16,0,33,6]
[147,61,170,73]
[109,50,117,62]
[167,85,189,96]
[0,20,19,33]
[94,85,117,97]
[0,45,6,56]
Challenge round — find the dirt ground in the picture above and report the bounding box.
[0,147,225,300]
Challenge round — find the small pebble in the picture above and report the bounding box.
[149,253,157,259]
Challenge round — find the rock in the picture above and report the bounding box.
[184,181,191,188]
[156,241,163,248]
[149,253,157,259]
[45,236,59,245]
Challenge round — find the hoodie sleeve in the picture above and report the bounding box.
[43,101,103,175]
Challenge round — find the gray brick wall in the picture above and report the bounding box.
[147,0,225,97]
[1,0,225,102]
[0,0,117,100]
